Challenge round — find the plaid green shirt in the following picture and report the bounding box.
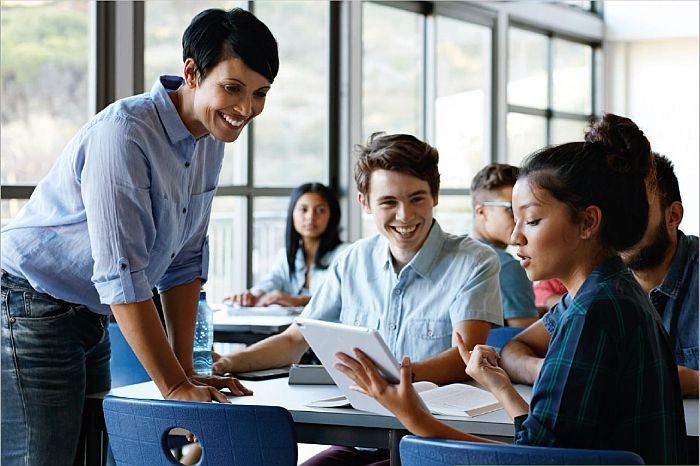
[514,257,687,464]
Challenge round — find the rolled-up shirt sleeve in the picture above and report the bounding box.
[80,118,156,305]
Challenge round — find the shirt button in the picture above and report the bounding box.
[182,208,187,214]
[427,330,434,337]
[391,324,397,330]
[394,289,401,296]
[120,263,127,270]
[184,161,190,168]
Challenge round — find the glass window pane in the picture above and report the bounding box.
[551,118,588,145]
[435,17,492,190]
[144,1,247,186]
[251,197,289,286]
[552,39,592,114]
[508,28,548,109]
[144,1,236,87]
[1,1,89,184]
[253,2,329,187]
[1,199,27,227]
[363,3,422,139]
[434,195,472,237]
[206,196,247,303]
[507,113,547,166]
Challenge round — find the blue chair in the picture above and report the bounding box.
[399,436,644,465]
[103,396,298,466]
[108,322,150,388]
[486,326,525,352]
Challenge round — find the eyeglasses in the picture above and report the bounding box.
[481,201,513,217]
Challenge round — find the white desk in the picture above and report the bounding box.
[83,378,699,466]
[212,305,298,344]
[106,378,527,466]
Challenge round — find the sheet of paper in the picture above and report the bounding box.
[306,395,351,408]
[419,384,502,417]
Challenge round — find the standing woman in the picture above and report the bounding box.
[228,182,344,308]
[336,114,687,464]
[1,8,278,465]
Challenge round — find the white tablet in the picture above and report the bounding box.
[294,317,400,416]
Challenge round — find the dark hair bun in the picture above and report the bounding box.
[584,113,651,177]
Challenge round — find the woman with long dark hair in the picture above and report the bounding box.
[228,182,344,307]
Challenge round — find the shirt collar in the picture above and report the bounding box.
[150,75,196,145]
[655,230,693,298]
[380,219,445,278]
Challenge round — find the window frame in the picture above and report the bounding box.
[0,0,604,292]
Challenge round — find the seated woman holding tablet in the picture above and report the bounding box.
[335,114,687,465]
[227,182,344,307]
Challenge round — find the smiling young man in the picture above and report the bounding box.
[214,132,503,466]
[470,163,538,327]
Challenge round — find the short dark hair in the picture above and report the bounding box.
[652,152,682,209]
[285,183,342,276]
[520,113,652,252]
[182,8,279,83]
[470,163,519,205]
[353,132,440,198]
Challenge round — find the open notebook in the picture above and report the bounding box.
[308,380,501,417]
[296,318,501,417]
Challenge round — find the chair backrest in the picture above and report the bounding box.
[486,326,524,352]
[108,322,151,388]
[103,396,298,466]
[399,436,644,465]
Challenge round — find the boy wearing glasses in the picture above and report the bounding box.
[470,163,538,327]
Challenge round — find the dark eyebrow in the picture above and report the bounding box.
[375,189,429,203]
[516,202,539,211]
[222,78,271,92]
[408,190,430,197]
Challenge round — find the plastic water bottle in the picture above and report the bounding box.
[193,290,213,375]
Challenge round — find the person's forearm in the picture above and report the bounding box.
[492,383,530,419]
[160,279,201,374]
[678,365,699,397]
[500,340,543,384]
[221,327,309,373]
[111,300,190,397]
[506,317,537,328]
[412,347,467,384]
[405,411,501,443]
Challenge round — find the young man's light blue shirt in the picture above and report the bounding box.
[302,221,503,361]
[252,243,348,297]
[1,76,224,314]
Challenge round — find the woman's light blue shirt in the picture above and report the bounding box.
[302,221,503,361]
[1,76,224,314]
[251,243,348,297]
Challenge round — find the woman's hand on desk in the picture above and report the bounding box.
[227,291,260,306]
[164,379,232,403]
[257,291,310,307]
[188,372,253,397]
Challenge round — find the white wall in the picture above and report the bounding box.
[604,2,699,236]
